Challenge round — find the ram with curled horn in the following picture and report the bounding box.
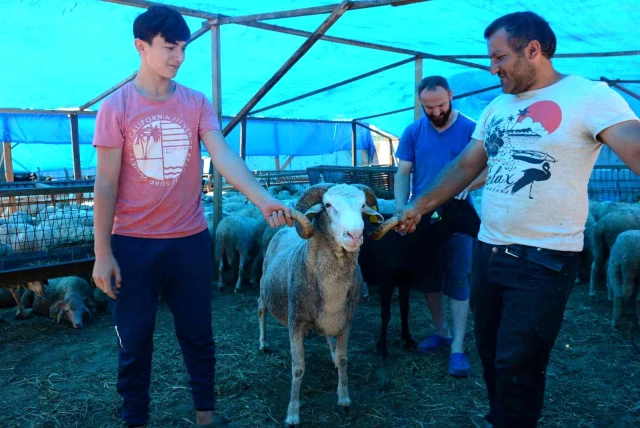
[257,182,396,427]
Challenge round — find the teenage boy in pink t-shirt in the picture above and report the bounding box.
[91,6,292,428]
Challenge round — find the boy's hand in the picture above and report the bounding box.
[259,196,294,228]
[92,254,122,300]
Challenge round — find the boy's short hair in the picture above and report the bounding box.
[417,75,450,95]
[133,5,191,44]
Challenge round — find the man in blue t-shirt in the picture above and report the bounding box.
[395,75,486,377]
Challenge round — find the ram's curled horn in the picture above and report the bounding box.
[290,209,315,239]
[294,183,335,213]
[351,184,379,209]
[368,215,400,241]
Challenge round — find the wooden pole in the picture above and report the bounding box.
[239,117,247,160]
[414,56,423,121]
[280,156,295,170]
[2,142,15,214]
[3,142,14,182]
[389,138,395,166]
[221,1,352,137]
[211,24,223,270]
[69,114,82,179]
[0,143,5,182]
[351,121,357,166]
[213,0,430,25]
[249,56,416,115]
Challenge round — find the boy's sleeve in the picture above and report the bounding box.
[395,125,415,163]
[92,99,125,148]
[199,95,221,139]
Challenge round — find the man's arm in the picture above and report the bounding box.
[598,120,640,175]
[394,160,413,212]
[201,130,292,226]
[92,146,122,298]
[399,139,487,230]
[468,166,488,191]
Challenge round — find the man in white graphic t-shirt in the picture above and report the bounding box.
[396,11,640,428]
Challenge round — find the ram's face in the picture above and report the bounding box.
[322,185,367,252]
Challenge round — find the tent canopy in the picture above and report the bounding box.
[1,0,638,161]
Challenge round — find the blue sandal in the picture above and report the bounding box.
[449,352,471,377]
[417,333,452,353]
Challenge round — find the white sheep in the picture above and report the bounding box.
[257,183,396,426]
[215,206,267,293]
[608,230,640,328]
[589,200,639,222]
[590,208,640,297]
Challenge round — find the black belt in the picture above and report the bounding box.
[481,242,577,272]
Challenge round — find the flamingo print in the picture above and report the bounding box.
[511,162,551,199]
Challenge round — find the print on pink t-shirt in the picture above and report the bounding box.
[92,81,220,239]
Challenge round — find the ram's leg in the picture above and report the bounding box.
[335,329,351,411]
[327,336,337,367]
[258,295,268,352]
[217,249,225,290]
[235,253,246,293]
[376,283,394,358]
[285,326,305,427]
[398,283,416,349]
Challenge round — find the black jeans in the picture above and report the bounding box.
[471,241,578,428]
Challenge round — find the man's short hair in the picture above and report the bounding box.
[134,5,191,44]
[417,75,450,95]
[484,11,556,59]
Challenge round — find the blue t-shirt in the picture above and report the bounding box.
[396,112,476,201]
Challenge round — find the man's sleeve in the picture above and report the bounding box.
[583,83,640,140]
[92,99,125,148]
[471,101,494,143]
[199,95,221,139]
[395,125,415,163]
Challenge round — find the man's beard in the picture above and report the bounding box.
[428,102,452,128]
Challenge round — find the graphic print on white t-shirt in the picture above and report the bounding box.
[483,100,562,199]
[129,116,193,183]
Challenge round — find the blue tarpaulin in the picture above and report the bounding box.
[0,113,375,173]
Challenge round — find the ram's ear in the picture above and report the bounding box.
[304,203,324,220]
[363,205,384,224]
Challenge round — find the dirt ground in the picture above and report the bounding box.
[1,278,639,428]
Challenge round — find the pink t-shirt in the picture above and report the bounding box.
[92,81,220,239]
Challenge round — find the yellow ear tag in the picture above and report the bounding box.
[369,206,380,224]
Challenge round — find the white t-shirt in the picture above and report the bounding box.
[471,75,639,252]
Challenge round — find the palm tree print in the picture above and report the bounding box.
[134,124,162,159]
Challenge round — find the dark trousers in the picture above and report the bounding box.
[471,241,578,428]
[109,229,215,426]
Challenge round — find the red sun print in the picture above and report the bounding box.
[516,100,562,134]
